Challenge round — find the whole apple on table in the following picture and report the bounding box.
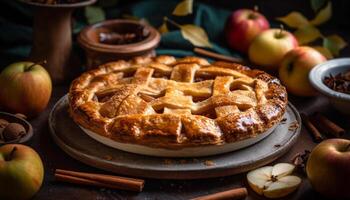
[279,46,326,96]
[225,8,270,53]
[307,139,350,199]
[248,28,298,70]
[0,61,52,118]
[0,144,44,200]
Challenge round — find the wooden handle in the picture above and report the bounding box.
[194,48,245,64]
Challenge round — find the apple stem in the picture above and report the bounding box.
[254,5,259,12]
[278,24,284,38]
[26,60,47,72]
[5,147,17,161]
[346,143,350,152]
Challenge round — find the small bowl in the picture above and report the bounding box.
[0,112,33,145]
[309,58,350,115]
[78,19,161,69]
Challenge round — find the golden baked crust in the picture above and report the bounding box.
[69,56,287,149]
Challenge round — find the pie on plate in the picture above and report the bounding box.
[69,56,287,152]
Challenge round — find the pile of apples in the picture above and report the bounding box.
[225,8,326,96]
[0,62,50,198]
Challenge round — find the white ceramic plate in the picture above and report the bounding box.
[49,95,301,179]
[79,123,278,157]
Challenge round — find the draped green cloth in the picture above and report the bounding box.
[0,0,241,68]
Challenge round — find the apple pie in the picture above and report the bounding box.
[69,56,287,149]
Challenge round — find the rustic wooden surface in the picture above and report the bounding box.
[27,85,349,200]
[1,1,349,198]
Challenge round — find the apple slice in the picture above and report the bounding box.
[247,163,301,198]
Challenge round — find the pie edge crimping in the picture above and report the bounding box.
[69,56,288,149]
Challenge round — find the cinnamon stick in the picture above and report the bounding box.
[194,48,245,64]
[55,169,144,192]
[191,187,248,200]
[300,113,323,142]
[312,113,345,137]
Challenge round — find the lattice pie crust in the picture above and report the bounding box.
[69,56,287,149]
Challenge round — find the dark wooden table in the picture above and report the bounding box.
[27,85,349,200]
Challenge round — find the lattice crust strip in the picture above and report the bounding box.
[69,55,287,148]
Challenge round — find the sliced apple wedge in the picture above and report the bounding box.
[247,163,301,198]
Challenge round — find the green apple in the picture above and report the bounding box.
[0,144,44,200]
[248,28,298,70]
[279,46,326,96]
[306,139,350,199]
[0,61,52,118]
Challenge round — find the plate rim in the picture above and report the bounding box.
[49,94,301,179]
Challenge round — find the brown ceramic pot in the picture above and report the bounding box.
[21,0,97,84]
[78,19,161,69]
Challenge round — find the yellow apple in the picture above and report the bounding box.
[248,28,298,70]
[0,144,44,200]
[279,46,326,96]
[307,139,350,199]
[0,61,52,118]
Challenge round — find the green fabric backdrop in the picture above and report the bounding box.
[0,0,240,68]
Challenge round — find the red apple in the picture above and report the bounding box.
[0,144,44,200]
[306,139,350,199]
[225,8,270,53]
[248,28,298,70]
[279,46,326,96]
[0,62,52,118]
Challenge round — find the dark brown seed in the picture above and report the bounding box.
[15,113,27,120]
[3,123,26,142]
[0,119,9,128]
[0,128,5,141]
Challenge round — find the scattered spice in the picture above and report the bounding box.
[103,155,113,161]
[291,150,310,174]
[288,121,299,131]
[324,70,350,95]
[179,159,188,164]
[274,144,282,148]
[163,159,174,165]
[280,118,287,124]
[99,26,150,45]
[204,160,215,166]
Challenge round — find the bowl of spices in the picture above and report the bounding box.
[0,112,33,145]
[78,19,161,69]
[309,58,350,115]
